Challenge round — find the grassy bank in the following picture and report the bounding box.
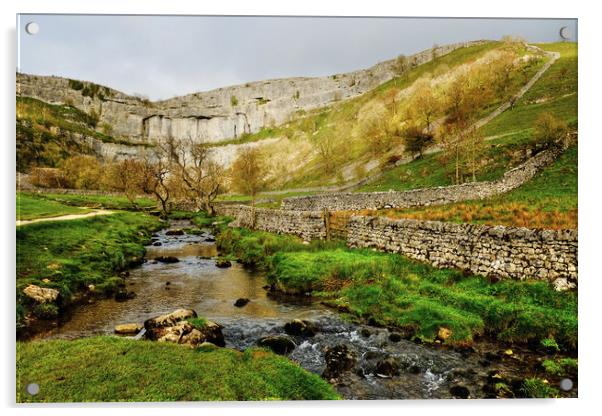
[32,192,156,210]
[217,228,577,349]
[16,212,161,326]
[362,144,577,229]
[17,192,89,221]
[17,337,339,402]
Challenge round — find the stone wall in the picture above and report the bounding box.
[346,216,577,286]
[17,41,485,145]
[282,146,564,211]
[216,203,578,286]
[215,205,326,241]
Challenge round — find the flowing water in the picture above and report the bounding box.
[31,220,532,399]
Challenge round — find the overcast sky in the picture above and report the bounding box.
[17,15,577,101]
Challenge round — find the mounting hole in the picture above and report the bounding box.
[559,378,573,391]
[25,22,39,35]
[26,383,40,395]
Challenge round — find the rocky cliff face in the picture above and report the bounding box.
[17,41,484,146]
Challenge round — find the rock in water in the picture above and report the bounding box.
[322,344,357,380]
[375,356,400,378]
[152,241,162,246]
[257,335,296,355]
[154,256,179,263]
[450,385,470,399]
[215,258,232,268]
[234,298,250,307]
[114,289,136,302]
[284,319,318,337]
[388,332,402,342]
[114,323,143,335]
[156,320,225,348]
[165,229,185,236]
[144,308,197,334]
[22,284,59,303]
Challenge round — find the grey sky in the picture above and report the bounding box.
[17,15,577,101]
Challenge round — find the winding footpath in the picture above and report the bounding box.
[16,210,114,227]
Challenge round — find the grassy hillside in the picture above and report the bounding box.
[17,337,338,402]
[17,192,89,221]
[358,42,577,193]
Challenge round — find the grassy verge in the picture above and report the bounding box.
[17,337,339,402]
[16,212,162,327]
[17,192,89,221]
[362,144,577,229]
[33,192,155,210]
[217,228,577,349]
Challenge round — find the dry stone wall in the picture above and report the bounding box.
[282,146,564,211]
[346,216,577,286]
[215,205,326,241]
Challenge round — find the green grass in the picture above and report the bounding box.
[16,212,161,326]
[217,228,577,349]
[17,192,89,221]
[17,337,339,402]
[34,192,156,210]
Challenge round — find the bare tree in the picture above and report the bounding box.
[230,147,267,207]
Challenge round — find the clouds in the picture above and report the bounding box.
[17,15,577,100]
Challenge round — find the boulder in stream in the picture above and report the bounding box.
[216,258,232,268]
[284,319,318,337]
[375,356,400,378]
[144,308,225,347]
[154,256,180,263]
[234,298,250,307]
[322,344,357,380]
[165,229,185,236]
[22,284,59,304]
[257,335,296,355]
[114,323,143,335]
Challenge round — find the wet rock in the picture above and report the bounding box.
[360,328,372,338]
[215,258,232,268]
[154,256,179,263]
[114,323,143,335]
[257,335,296,355]
[204,236,216,242]
[165,229,185,236]
[284,319,318,337]
[144,308,197,333]
[165,281,171,286]
[114,289,136,302]
[322,344,357,380]
[375,356,400,378]
[234,298,250,307]
[450,385,470,399]
[388,332,402,342]
[120,271,130,278]
[152,242,162,246]
[156,320,225,348]
[23,284,59,304]
[408,364,422,374]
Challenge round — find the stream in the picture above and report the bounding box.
[30,220,545,400]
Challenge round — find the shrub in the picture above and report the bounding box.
[520,378,559,398]
[230,95,239,106]
[533,112,568,148]
[32,303,59,320]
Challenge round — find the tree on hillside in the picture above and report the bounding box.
[403,123,434,160]
[315,130,343,174]
[491,50,518,97]
[139,148,172,217]
[106,159,145,209]
[392,54,410,77]
[230,147,267,207]
[357,101,395,155]
[60,155,102,190]
[533,113,569,149]
[461,127,486,182]
[411,80,440,133]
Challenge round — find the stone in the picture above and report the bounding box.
[144,308,197,333]
[215,258,232,268]
[388,332,402,342]
[234,298,250,307]
[114,289,136,302]
[165,229,185,236]
[321,344,356,380]
[114,323,143,335]
[152,242,162,246]
[284,319,318,337]
[450,385,470,399]
[375,356,400,377]
[257,335,296,355]
[437,327,453,342]
[23,284,59,304]
[204,236,216,242]
[360,328,372,338]
[154,256,179,263]
[156,320,225,348]
[552,277,576,292]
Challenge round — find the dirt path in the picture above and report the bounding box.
[16,210,115,227]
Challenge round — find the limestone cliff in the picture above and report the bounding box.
[16,41,484,146]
